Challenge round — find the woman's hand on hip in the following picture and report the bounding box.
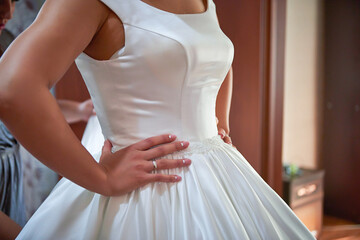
[218,127,236,149]
[99,134,191,196]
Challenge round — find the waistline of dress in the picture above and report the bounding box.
[111,135,227,156]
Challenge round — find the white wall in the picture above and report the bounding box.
[282,0,323,169]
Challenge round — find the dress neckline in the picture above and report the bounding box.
[138,0,210,16]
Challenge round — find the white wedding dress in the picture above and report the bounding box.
[17,0,316,239]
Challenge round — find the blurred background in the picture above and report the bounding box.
[1,0,359,239]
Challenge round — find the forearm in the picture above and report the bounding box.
[0,81,107,194]
[57,99,83,124]
[216,67,233,134]
[0,211,21,240]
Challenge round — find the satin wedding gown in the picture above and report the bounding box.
[17,0,315,239]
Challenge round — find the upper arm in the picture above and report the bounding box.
[0,0,109,90]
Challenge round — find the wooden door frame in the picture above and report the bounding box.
[260,0,287,195]
[217,0,286,195]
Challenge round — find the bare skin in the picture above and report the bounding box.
[58,99,95,123]
[0,0,232,197]
[0,211,21,240]
[216,67,233,145]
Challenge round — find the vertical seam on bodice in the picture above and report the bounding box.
[120,23,190,138]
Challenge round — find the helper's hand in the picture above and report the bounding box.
[78,99,96,122]
[99,134,191,196]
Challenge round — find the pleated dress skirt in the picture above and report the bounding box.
[17,135,315,240]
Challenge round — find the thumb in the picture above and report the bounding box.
[101,140,113,156]
[218,128,226,139]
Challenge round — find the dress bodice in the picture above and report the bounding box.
[75,0,234,150]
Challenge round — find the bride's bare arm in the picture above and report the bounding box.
[0,0,191,196]
[0,211,21,240]
[216,67,233,144]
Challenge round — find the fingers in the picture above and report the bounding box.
[218,128,233,145]
[146,173,182,183]
[132,134,177,151]
[145,158,191,172]
[101,140,112,156]
[143,141,189,159]
[99,140,113,164]
[218,128,226,139]
[82,99,93,106]
[223,135,232,145]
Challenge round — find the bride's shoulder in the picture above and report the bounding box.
[33,0,112,38]
[39,0,110,22]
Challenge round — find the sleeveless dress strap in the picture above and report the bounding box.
[98,0,133,24]
[98,0,215,25]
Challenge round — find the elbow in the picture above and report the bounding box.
[0,75,20,119]
[0,88,16,118]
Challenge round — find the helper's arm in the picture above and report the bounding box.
[57,99,95,124]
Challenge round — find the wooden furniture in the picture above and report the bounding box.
[320,225,360,240]
[322,0,360,223]
[283,168,325,238]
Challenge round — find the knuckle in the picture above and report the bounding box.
[128,150,142,160]
[176,159,183,168]
[126,144,135,152]
[134,162,145,171]
[166,175,174,182]
[155,147,166,156]
[144,138,155,147]
[120,147,133,157]
[135,173,147,184]
[134,151,143,159]
[164,175,173,182]
[153,174,162,182]
[155,159,164,169]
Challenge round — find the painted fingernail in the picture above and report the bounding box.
[180,142,184,147]
[174,176,181,181]
[180,141,189,148]
[183,159,191,165]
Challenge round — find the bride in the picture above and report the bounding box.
[0,0,315,239]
